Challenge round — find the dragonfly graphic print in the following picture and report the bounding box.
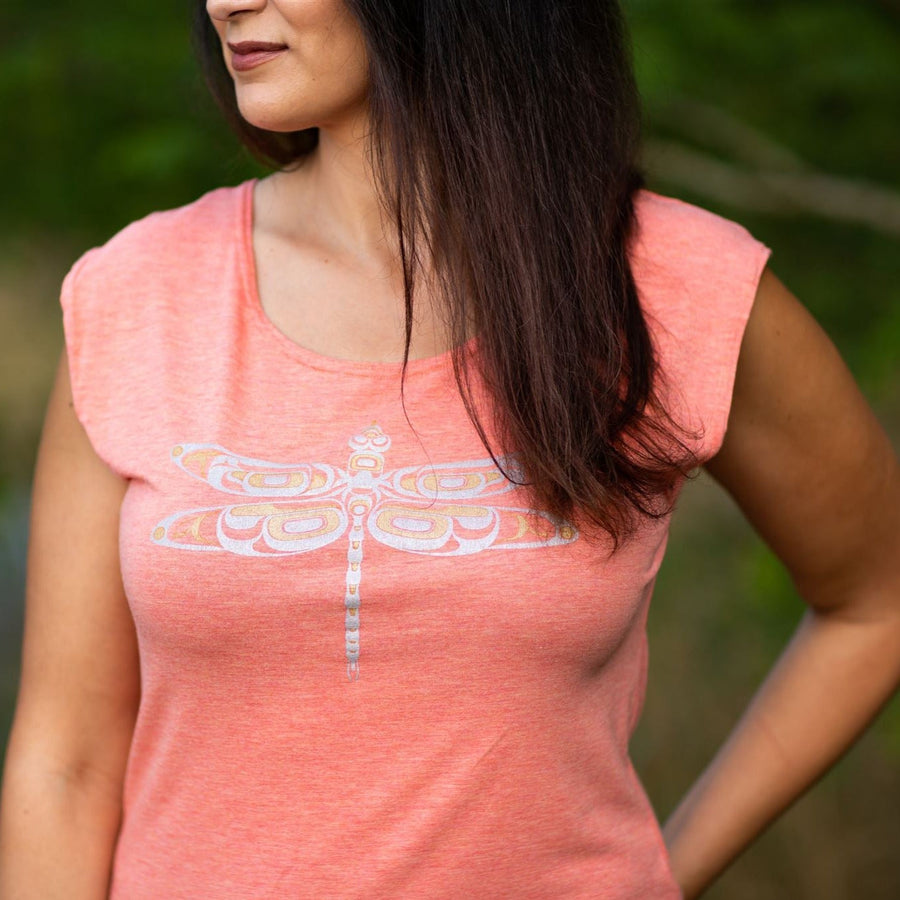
[151,424,579,679]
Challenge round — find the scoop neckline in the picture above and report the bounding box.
[236,176,477,377]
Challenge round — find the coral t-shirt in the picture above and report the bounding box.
[59,177,771,899]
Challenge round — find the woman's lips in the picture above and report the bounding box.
[227,42,287,72]
[230,48,287,71]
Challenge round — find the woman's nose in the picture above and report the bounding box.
[206,0,267,23]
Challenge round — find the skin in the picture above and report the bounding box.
[1,2,898,897]
[664,268,900,896]
[209,0,453,363]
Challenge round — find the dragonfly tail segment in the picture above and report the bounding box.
[345,495,368,681]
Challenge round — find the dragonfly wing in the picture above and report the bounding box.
[368,501,578,556]
[151,500,348,557]
[168,443,345,497]
[386,455,526,502]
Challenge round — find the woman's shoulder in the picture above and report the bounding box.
[629,189,772,316]
[69,180,247,286]
[628,189,774,462]
[631,188,765,269]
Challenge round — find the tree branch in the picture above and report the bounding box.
[644,139,900,238]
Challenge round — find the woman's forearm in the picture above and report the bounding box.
[661,604,900,899]
[0,755,122,900]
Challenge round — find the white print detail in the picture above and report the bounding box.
[151,424,579,680]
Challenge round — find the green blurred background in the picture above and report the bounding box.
[1,1,898,896]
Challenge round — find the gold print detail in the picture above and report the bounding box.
[510,514,530,541]
[247,505,342,543]
[168,511,216,545]
[374,507,451,541]
[247,470,309,490]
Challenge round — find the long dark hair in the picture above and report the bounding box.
[191,1,698,548]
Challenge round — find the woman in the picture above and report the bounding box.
[1,1,898,897]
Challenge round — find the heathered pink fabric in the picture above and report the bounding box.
[59,178,771,899]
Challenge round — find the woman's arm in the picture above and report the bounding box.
[0,348,140,900]
[662,267,900,898]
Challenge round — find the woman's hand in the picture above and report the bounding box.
[661,267,900,898]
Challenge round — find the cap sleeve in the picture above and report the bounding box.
[59,244,135,479]
[57,184,243,481]
[630,191,773,464]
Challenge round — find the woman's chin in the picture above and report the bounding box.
[234,99,313,135]
[239,114,311,134]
